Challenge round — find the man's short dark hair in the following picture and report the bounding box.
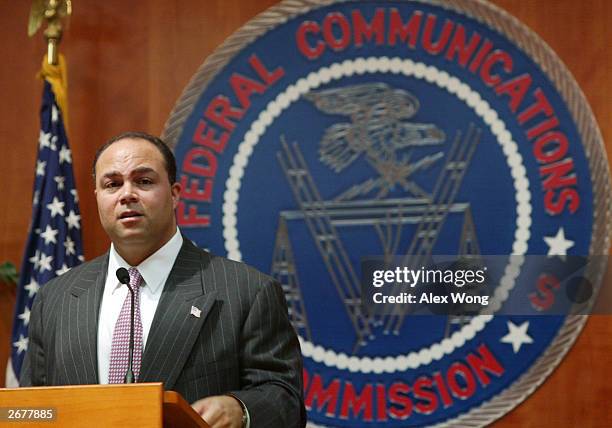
[92,131,177,184]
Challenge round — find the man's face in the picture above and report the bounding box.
[94,138,181,253]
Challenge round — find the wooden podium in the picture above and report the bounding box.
[0,383,209,427]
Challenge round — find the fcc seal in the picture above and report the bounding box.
[164,1,611,426]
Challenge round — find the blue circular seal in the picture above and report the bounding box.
[163,1,611,426]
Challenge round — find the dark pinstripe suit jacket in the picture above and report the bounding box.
[20,238,306,427]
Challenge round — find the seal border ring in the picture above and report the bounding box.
[162,1,612,426]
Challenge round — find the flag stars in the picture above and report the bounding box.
[36,160,47,176]
[55,264,71,276]
[54,175,66,191]
[29,250,41,270]
[59,146,72,164]
[24,278,40,298]
[501,320,534,353]
[51,105,59,123]
[13,335,28,354]
[40,225,59,245]
[46,197,65,218]
[15,91,85,371]
[65,236,76,256]
[544,228,575,261]
[18,307,31,326]
[39,131,51,149]
[38,253,53,273]
[66,210,81,230]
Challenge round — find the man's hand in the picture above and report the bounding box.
[191,395,244,428]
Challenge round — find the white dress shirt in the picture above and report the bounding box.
[97,229,183,384]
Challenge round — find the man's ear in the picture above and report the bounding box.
[171,182,181,208]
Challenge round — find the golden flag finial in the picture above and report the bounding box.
[28,0,72,65]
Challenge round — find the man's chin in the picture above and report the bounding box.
[111,227,148,243]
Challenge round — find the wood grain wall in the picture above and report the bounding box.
[1,0,610,425]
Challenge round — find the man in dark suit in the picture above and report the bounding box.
[20,132,306,428]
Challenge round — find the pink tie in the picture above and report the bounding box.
[108,267,144,383]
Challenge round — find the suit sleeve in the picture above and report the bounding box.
[19,291,46,386]
[230,279,306,428]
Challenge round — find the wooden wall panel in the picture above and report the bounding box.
[0,0,610,425]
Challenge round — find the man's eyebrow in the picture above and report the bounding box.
[130,166,157,175]
[100,167,157,179]
[101,171,121,179]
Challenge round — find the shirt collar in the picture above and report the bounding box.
[108,228,184,294]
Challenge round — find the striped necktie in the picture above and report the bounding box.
[108,267,144,383]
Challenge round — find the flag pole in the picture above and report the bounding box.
[28,0,73,66]
[6,0,82,388]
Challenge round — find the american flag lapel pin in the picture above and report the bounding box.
[190,305,201,318]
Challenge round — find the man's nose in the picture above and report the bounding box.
[119,183,139,204]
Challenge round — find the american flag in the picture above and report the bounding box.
[7,80,84,386]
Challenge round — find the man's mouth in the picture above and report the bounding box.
[118,211,143,220]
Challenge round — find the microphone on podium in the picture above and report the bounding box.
[116,267,136,384]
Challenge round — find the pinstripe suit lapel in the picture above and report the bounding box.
[66,254,107,384]
[139,239,216,389]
